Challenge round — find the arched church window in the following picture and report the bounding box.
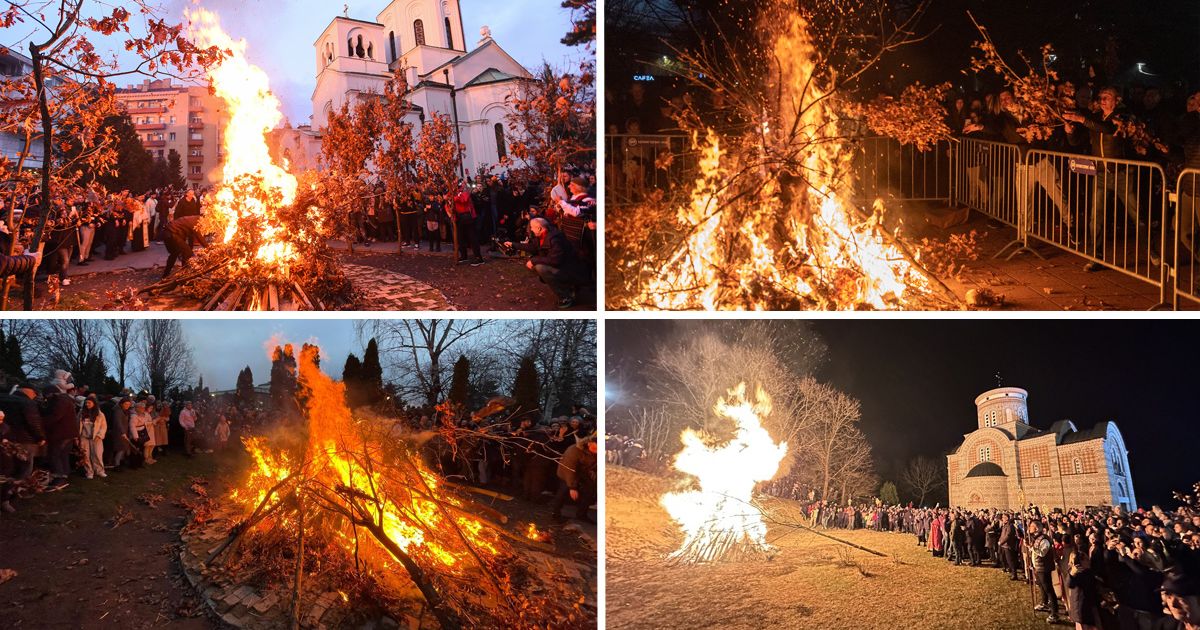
[367,41,374,59]
[494,123,506,159]
[347,38,353,57]
[445,17,454,49]
[414,20,426,46]
[389,31,397,61]
[1032,462,1041,478]
[1073,458,1082,474]
[355,35,365,58]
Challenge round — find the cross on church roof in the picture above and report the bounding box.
[343,4,349,18]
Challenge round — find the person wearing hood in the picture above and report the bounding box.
[104,397,133,469]
[78,395,107,479]
[41,371,78,490]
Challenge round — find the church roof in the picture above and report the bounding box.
[463,67,524,87]
[1061,421,1113,445]
[965,462,1006,478]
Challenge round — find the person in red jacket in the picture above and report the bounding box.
[449,181,483,266]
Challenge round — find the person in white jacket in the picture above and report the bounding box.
[128,401,156,465]
[78,395,107,479]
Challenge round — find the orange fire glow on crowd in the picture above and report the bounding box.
[660,384,788,563]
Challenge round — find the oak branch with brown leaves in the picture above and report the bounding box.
[0,0,227,309]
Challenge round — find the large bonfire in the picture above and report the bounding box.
[200,342,589,628]
[620,2,950,311]
[661,383,788,563]
[144,9,348,309]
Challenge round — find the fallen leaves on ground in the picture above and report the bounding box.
[0,568,16,584]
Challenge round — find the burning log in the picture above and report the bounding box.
[207,342,590,629]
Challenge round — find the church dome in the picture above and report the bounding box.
[965,462,1006,478]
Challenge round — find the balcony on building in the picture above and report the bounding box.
[128,105,168,114]
[144,139,166,148]
[187,171,203,180]
[136,122,166,131]
[187,152,204,162]
[187,138,204,146]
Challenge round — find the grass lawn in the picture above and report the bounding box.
[0,446,247,629]
[606,466,1052,630]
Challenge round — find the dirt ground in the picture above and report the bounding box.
[0,448,241,629]
[605,466,1049,630]
[6,247,595,312]
[0,441,597,629]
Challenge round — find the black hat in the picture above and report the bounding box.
[1161,570,1200,597]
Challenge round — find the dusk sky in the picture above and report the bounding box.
[607,319,1200,508]
[4,0,584,123]
[177,318,359,391]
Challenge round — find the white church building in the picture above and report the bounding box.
[305,0,534,177]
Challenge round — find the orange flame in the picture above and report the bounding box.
[635,12,934,310]
[186,8,300,268]
[233,342,499,571]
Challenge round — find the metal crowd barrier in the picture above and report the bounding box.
[1173,169,1200,308]
[952,137,1021,228]
[604,134,696,207]
[1020,149,1169,305]
[854,136,953,205]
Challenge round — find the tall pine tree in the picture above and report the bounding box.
[342,353,363,407]
[236,366,255,407]
[448,355,470,407]
[511,355,540,418]
[360,338,385,406]
[0,329,25,381]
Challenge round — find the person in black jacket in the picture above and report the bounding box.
[162,215,209,278]
[41,378,78,490]
[504,218,587,308]
[0,385,46,481]
[172,189,202,219]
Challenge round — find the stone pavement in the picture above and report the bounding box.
[67,241,169,276]
[920,209,1199,311]
[342,263,453,310]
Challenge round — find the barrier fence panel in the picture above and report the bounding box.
[604,134,694,207]
[951,137,1022,228]
[1175,169,1200,308]
[1023,149,1167,298]
[854,137,953,204]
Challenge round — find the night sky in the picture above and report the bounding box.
[606,319,1200,508]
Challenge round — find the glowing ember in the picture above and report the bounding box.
[635,10,935,310]
[186,8,300,269]
[660,383,788,563]
[525,523,543,541]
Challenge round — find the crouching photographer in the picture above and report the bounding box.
[504,218,587,309]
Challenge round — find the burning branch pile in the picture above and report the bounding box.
[661,383,788,563]
[611,1,957,311]
[205,343,589,629]
[141,9,349,309]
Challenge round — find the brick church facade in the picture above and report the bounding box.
[947,387,1137,511]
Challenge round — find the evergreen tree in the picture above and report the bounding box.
[342,353,363,407]
[360,338,385,405]
[0,329,25,381]
[97,113,155,194]
[879,481,900,505]
[511,355,540,417]
[268,344,298,412]
[236,366,255,407]
[448,355,470,407]
[166,148,185,189]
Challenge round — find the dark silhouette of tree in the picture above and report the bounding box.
[269,344,298,413]
[236,366,256,407]
[511,355,540,418]
[359,338,385,406]
[342,352,363,407]
[448,354,469,407]
[0,328,26,381]
[166,149,185,189]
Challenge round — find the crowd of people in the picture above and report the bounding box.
[0,369,233,514]
[0,185,206,288]
[350,170,598,308]
[794,497,1200,629]
[404,403,598,523]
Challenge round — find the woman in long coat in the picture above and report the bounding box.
[1066,533,1101,630]
[930,513,945,556]
[152,404,170,455]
